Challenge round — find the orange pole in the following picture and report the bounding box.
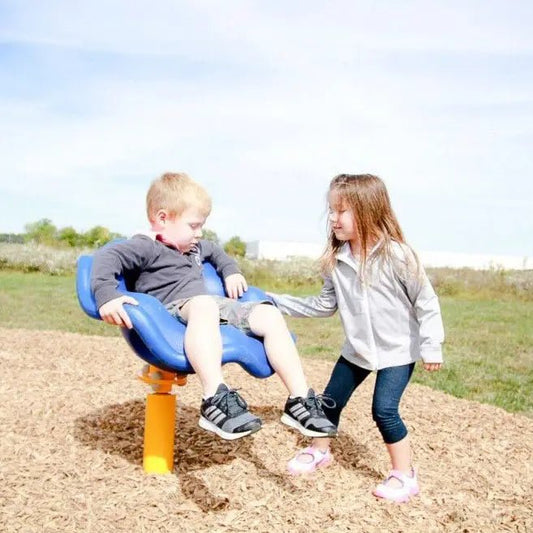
[143,392,176,473]
[138,365,187,474]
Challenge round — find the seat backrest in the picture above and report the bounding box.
[76,255,102,319]
[76,248,276,378]
[76,255,230,318]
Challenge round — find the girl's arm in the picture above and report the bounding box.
[269,277,338,318]
[412,275,444,363]
[397,247,444,363]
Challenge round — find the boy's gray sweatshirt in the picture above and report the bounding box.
[91,235,241,309]
[270,242,444,371]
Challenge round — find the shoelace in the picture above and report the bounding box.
[304,393,336,416]
[212,388,248,417]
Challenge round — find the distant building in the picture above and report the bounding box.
[246,240,532,270]
[246,241,323,260]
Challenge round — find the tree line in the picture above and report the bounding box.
[1,219,247,257]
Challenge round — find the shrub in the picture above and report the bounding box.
[1,242,532,301]
[224,236,246,257]
[0,243,87,275]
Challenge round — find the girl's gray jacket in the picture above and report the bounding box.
[270,242,444,371]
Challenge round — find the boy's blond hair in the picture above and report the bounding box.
[146,172,212,222]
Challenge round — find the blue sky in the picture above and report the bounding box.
[1,1,532,255]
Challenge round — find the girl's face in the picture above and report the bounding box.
[328,190,357,244]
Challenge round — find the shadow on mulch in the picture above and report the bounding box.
[73,399,380,512]
[73,400,291,511]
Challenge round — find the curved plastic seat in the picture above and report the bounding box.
[76,254,275,378]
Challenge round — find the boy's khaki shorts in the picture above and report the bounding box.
[166,295,272,334]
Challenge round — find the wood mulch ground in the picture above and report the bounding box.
[0,327,531,532]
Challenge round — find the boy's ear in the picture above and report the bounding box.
[150,209,169,230]
[155,209,168,225]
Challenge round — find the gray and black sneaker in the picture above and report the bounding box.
[199,384,262,440]
[281,389,338,437]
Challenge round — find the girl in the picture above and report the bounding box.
[269,174,444,503]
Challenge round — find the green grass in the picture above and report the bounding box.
[412,297,532,415]
[280,296,533,417]
[0,271,118,337]
[1,270,531,417]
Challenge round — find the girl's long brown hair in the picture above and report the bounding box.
[320,174,410,275]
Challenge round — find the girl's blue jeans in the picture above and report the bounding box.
[323,357,415,444]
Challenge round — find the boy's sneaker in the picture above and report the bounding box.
[199,384,262,440]
[281,389,338,437]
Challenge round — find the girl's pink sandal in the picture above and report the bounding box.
[372,469,419,503]
[287,446,332,475]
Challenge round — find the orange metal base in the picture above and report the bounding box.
[138,365,187,474]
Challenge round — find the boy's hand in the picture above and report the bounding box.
[98,296,139,329]
[423,362,442,372]
[225,273,248,299]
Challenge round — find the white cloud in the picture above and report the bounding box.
[0,1,532,254]
[3,1,533,56]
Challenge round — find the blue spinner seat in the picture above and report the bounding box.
[76,254,275,379]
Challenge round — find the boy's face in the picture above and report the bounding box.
[155,206,207,252]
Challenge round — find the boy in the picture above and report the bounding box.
[91,172,337,441]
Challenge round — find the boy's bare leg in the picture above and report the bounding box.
[247,304,308,397]
[179,295,224,398]
[249,304,337,439]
